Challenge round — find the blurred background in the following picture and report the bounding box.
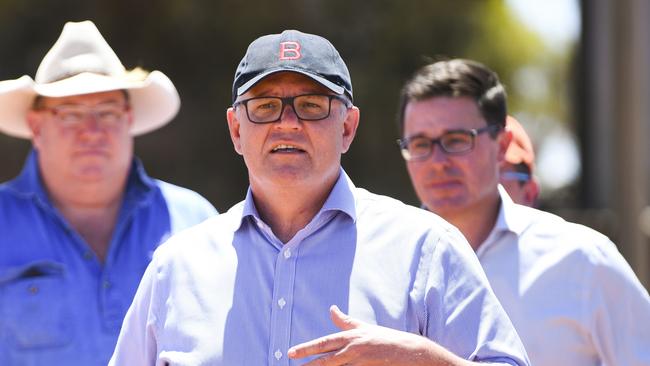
[0,0,648,288]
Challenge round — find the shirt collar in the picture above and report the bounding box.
[8,149,156,208]
[121,156,158,207]
[239,167,357,229]
[496,184,531,236]
[478,185,534,257]
[7,149,51,204]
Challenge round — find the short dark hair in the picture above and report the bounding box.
[397,59,507,137]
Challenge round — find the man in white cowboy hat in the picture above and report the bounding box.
[0,21,216,365]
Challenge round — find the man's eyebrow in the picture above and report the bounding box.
[45,99,126,109]
[404,132,428,139]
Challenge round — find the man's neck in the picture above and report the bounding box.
[42,171,128,263]
[251,174,338,244]
[441,193,501,251]
[54,199,122,262]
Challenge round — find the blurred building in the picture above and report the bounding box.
[579,0,650,288]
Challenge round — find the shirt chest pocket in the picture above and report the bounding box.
[1,261,73,349]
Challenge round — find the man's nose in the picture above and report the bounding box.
[275,103,301,128]
[428,143,451,164]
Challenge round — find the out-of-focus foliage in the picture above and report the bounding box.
[0,0,564,211]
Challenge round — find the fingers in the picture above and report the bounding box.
[329,305,363,331]
[288,333,349,359]
[297,350,353,366]
[288,306,366,360]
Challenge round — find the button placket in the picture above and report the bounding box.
[269,243,298,365]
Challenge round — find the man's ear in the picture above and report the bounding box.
[125,108,135,129]
[26,110,44,149]
[497,128,513,163]
[226,107,243,155]
[524,177,541,207]
[341,106,360,154]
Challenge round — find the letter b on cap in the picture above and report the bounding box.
[279,41,301,60]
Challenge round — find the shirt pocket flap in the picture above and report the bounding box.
[1,260,72,349]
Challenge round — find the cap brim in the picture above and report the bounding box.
[0,71,179,138]
[236,68,344,98]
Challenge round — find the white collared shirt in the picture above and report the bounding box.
[477,186,650,366]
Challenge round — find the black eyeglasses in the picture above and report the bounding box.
[398,125,500,161]
[233,94,351,124]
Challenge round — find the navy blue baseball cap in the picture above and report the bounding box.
[232,30,353,102]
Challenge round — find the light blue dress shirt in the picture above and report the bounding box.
[0,150,217,366]
[110,169,529,366]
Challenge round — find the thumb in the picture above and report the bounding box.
[330,305,364,331]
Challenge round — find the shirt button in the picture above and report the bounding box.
[83,251,93,260]
[278,298,286,309]
[274,349,282,360]
[283,249,291,259]
[103,280,111,289]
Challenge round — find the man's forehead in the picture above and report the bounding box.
[38,90,127,106]
[244,72,331,97]
[404,97,486,130]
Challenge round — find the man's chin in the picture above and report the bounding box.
[72,166,109,182]
[422,195,468,216]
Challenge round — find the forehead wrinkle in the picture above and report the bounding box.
[40,91,127,108]
[244,72,331,98]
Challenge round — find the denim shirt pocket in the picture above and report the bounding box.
[0,260,73,349]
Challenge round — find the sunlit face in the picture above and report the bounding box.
[403,96,509,218]
[226,72,359,191]
[27,90,134,184]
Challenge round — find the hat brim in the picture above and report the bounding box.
[0,71,179,139]
[236,68,345,99]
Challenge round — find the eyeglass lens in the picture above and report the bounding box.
[243,95,334,123]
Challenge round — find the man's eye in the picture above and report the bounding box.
[254,102,279,112]
[59,111,84,122]
[409,139,431,150]
[98,111,120,120]
[442,134,470,147]
[300,102,324,110]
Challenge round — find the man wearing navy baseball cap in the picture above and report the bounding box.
[110,30,529,366]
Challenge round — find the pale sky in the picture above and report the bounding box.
[506,0,582,189]
[506,0,581,48]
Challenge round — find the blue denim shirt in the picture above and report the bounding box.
[0,150,217,366]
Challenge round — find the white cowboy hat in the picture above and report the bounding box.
[0,20,180,138]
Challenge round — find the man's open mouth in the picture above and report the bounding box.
[271,144,305,153]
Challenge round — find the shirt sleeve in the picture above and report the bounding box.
[587,239,650,365]
[109,254,161,366]
[423,227,530,366]
[157,180,218,233]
